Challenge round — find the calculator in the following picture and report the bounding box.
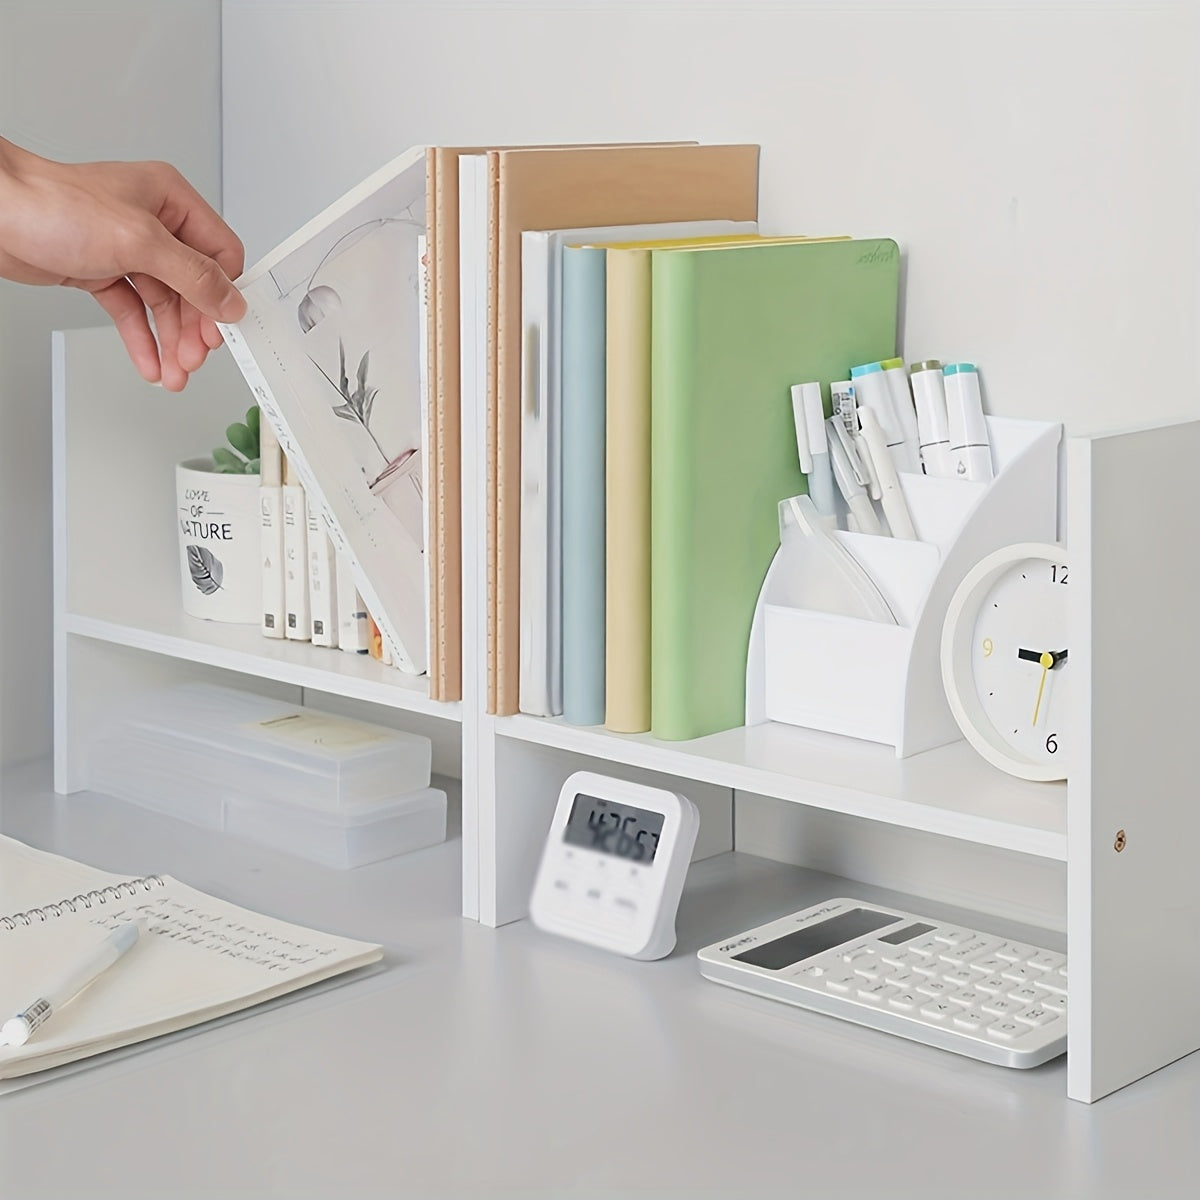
[697,898,1067,1068]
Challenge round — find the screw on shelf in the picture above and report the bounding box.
[1114,830,1127,853]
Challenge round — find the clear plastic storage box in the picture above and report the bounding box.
[87,683,445,866]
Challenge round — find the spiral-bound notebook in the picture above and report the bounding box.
[0,835,382,1085]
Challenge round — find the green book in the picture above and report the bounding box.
[649,236,901,741]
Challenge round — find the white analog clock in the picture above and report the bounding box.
[941,542,1070,781]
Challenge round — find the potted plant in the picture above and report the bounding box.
[175,406,263,624]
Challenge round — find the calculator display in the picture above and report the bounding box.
[732,908,898,970]
[562,793,665,863]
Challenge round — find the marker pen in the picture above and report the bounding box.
[790,382,836,517]
[909,359,954,478]
[943,362,994,482]
[831,380,880,499]
[879,357,922,473]
[850,361,910,476]
[827,420,883,535]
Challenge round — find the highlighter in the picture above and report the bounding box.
[879,358,922,473]
[909,360,954,478]
[850,362,910,476]
[943,362,994,482]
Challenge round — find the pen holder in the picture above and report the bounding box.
[744,417,1062,757]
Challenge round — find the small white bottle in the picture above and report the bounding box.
[944,362,994,482]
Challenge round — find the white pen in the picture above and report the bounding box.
[857,407,917,539]
[827,420,883,535]
[830,381,880,499]
[943,362,994,481]
[0,921,143,1048]
[790,382,836,517]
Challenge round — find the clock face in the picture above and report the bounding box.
[942,543,1070,781]
[969,555,1069,772]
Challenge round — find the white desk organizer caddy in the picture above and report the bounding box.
[745,416,1062,757]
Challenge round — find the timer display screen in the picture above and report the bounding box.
[562,793,665,863]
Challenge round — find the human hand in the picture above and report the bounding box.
[0,137,246,391]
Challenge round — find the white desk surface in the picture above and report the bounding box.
[1,761,1197,1200]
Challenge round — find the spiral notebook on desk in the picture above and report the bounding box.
[0,835,382,1087]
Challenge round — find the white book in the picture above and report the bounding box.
[219,146,429,674]
[517,218,758,718]
[335,551,370,653]
[282,464,311,641]
[259,418,286,638]
[416,233,432,675]
[307,505,338,647]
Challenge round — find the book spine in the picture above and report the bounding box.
[281,458,311,641]
[518,230,555,717]
[307,505,338,647]
[559,245,607,727]
[485,152,502,714]
[604,248,654,733]
[424,154,443,699]
[258,419,286,639]
[417,233,433,679]
[649,250,699,740]
[434,150,463,703]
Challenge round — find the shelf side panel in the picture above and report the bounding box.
[1067,420,1200,1102]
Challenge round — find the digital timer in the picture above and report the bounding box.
[529,771,700,960]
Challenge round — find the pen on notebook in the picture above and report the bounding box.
[0,921,143,1048]
[790,382,836,517]
[857,407,917,539]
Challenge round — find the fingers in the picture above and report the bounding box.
[148,161,246,284]
[129,222,247,326]
[88,278,162,384]
[128,271,188,392]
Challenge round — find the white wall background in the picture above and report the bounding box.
[0,0,222,768]
[223,0,1200,440]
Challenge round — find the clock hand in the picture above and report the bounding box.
[1018,647,1069,667]
[1031,651,1054,726]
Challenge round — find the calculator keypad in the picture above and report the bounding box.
[791,920,1066,1058]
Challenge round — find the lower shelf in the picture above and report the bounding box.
[493,714,1067,860]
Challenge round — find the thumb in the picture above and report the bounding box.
[136,222,246,323]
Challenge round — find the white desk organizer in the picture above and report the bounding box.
[745,417,1062,757]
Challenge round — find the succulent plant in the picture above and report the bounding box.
[212,405,261,474]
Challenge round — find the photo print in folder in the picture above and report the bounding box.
[220,146,429,674]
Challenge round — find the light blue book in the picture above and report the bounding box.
[560,245,607,725]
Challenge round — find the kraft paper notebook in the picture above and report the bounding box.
[0,835,381,1088]
[427,142,646,702]
[649,236,901,741]
[487,142,761,715]
[221,146,429,675]
[520,219,757,721]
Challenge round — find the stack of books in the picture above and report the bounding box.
[221,140,902,742]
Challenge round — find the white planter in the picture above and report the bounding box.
[175,459,261,624]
